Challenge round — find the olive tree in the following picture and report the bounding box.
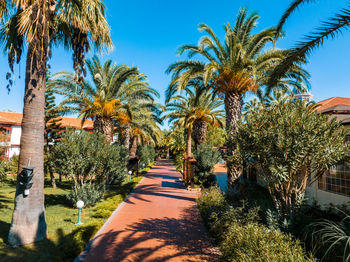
[51,130,127,189]
[236,91,349,219]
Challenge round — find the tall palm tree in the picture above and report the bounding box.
[1,0,111,246]
[54,57,160,144]
[117,73,161,150]
[127,109,163,158]
[166,7,308,184]
[269,1,350,85]
[164,88,225,157]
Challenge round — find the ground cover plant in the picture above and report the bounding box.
[0,166,149,261]
[197,187,315,262]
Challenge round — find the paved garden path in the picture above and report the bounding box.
[78,160,220,262]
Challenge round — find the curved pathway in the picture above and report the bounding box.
[77,160,220,262]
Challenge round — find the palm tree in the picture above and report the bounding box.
[1,0,111,246]
[269,1,350,85]
[127,110,163,158]
[166,7,308,184]
[164,88,225,157]
[117,73,161,151]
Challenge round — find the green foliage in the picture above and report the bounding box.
[236,91,349,218]
[205,126,226,148]
[197,187,314,262]
[0,159,7,181]
[173,153,184,171]
[197,187,227,227]
[66,183,105,207]
[58,221,104,260]
[193,144,220,188]
[51,131,127,189]
[306,211,350,262]
[0,155,19,181]
[137,145,156,168]
[221,223,314,262]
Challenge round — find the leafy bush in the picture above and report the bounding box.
[221,223,314,262]
[137,145,156,168]
[66,183,105,207]
[51,131,127,189]
[198,187,314,261]
[237,91,349,218]
[193,144,220,187]
[210,202,260,242]
[173,153,184,172]
[197,187,227,226]
[0,159,8,181]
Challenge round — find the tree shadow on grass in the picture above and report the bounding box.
[0,222,102,262]
[80,206,221,262]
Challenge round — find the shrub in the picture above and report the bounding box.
[197,187,227,226]
[210,202,260,241]
[221,223,314,262]
[193,144,220,188]
[66,183,105,207]
[305,211,350,262]
[174,153,184,172]
[0,159,8,181]
[237,90,348,218]
[137,145,156,168]
[51,131,127,189]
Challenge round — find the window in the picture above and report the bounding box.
[318,161,350,197]
[318,135,350,197]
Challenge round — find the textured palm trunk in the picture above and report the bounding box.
[93,116,114,143]
[129,135,138,158]
[49,165,56,188]
[224,91,243,186]
[186,128,192,157]
[124,123,131,151]
[192,119,208,149]
[8,33,48,245]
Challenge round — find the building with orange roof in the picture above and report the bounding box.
[305,97,350,207]
[0,111,93,159]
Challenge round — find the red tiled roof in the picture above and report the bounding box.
[317,97,350,112]
[0,111,93,129]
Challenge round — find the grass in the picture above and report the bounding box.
[0,163,153,262]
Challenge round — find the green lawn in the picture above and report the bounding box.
[0,168,148,262]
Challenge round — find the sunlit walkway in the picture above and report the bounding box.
[77,160,220,262]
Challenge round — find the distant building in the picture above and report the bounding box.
[0,111,93,160]
[307,97,350,207]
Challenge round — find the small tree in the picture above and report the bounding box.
[193,144,221,188]
[236,91,349,219]
[51,131,127,191]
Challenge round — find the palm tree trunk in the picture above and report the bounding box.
[124,123,131,150]
[93,116,114,143]
[49,165,56,188]
[129,136,138,158]
[186,128,192,157]
[192,119,208,149]
[93,116,103,133]
[224,91,243,186]
[8,38,48,245]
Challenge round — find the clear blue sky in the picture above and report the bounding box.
[1,0,350,114]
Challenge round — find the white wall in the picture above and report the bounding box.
[306,181,350,207]
[9,146,20,158]
[10,126,21,145]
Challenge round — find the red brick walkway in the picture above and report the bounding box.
[77,160,220,262]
